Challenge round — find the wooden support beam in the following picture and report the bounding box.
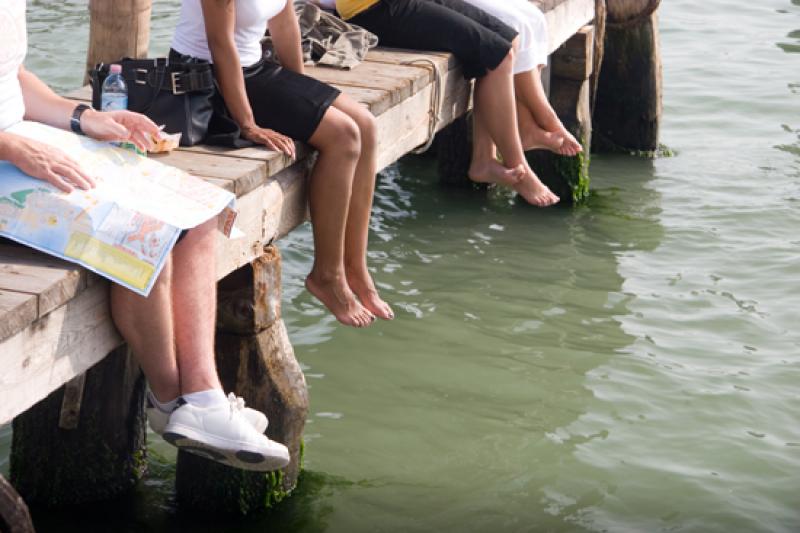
[10,346,146,506]
[58,373,87,430]
[84,0,153,84]
[593,0,662,152]
[552,23,595,81]
[0,475,34,533]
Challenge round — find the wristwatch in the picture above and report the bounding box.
[70,104,91,135]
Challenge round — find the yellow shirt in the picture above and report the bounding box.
[336,0,379,20]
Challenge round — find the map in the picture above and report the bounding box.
[0,121,237,296]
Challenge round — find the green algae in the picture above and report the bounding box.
[554,146,591,204]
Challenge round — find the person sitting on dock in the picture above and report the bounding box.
[457,0,583,156]
[171,0,394,327]
[327,0,561,207]
[0,0,289,472]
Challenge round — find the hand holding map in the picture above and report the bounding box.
[0,121,237,296]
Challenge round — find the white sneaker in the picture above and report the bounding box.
[146,391,269,435]
[163,398,289,471]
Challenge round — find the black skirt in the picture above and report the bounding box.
[349,0,518,79]
[169,49,341,146]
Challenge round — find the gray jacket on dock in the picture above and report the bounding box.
[262,0,378,69]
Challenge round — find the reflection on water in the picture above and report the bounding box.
[3,0,800,531]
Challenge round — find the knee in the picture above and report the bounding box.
[151,257,173,293]
[353,109,378,149]
[331,116,362,160]
[178,217,217,252]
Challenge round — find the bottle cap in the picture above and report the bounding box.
[109,64,122,74]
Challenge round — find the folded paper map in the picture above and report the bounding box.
[0,121,237,296]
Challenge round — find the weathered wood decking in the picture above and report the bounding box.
[0,0,596,425]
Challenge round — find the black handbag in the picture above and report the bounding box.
[89,57,215,146]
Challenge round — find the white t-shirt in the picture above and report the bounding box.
[0,0,27,131]
[172,0,287,67]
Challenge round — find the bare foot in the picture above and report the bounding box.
[514,169,560,207]
[521,127,565,153]
[346,268,394,320]
[553,127,583,157]
[305,273,375,327]
[468,161,525,187]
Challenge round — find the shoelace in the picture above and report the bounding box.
[227,392,246,417]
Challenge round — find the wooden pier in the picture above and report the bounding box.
[0,0,662,522]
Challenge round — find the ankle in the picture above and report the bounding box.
[182,388,226,407]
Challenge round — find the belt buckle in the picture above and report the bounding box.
[135,68,148,85]
[171,71,186,95]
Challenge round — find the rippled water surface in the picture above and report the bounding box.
[2,0,799,531]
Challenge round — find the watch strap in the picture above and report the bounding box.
[70,104,91,135]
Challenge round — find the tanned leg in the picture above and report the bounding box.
[473,49,559,206]
[305,106,375,327]
[514,66,582,156]
[330,95,394,320]
[469,102,525,187]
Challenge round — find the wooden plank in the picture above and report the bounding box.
[544,0,596,53]
[0,289,37,344]
[0,280,123,426]
[374,63,469,168]
[0,245,89,318]
[306,61,432,109]
[366,48,456,72]
[150,151,267,197]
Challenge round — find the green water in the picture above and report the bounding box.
[2,0,799,531]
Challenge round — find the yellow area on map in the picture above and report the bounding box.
[65,232,155,290]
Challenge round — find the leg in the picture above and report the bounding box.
[516,90,565,153]
[329,95,394,320]
[468,102,525,187]
[515,66,582,156]
[171,218,223,394]
[473,49,559,206]
[110,257,179,403]
[305,105,375,327]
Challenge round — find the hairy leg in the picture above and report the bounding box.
[306,106,375,327]
[110,259,180,402]
[330,95,394,320]
[473,49,559,206]
[170,218,222,394]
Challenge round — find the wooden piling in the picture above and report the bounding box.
[175,247,309,515]
[593,0,662,153]
[0,475,34,533]
[9,346,147,506]
[435,112,474,189]
[84,0,153,84]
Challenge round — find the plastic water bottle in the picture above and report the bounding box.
[101,64,128,111]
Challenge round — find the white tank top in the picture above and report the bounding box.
[172,0,287,67]
[0,0,27,131]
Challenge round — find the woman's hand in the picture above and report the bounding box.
[3,134,94,193]
[80,109,160,153]
[241,124,296,158]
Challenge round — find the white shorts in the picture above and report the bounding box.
[459,0,549,73]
